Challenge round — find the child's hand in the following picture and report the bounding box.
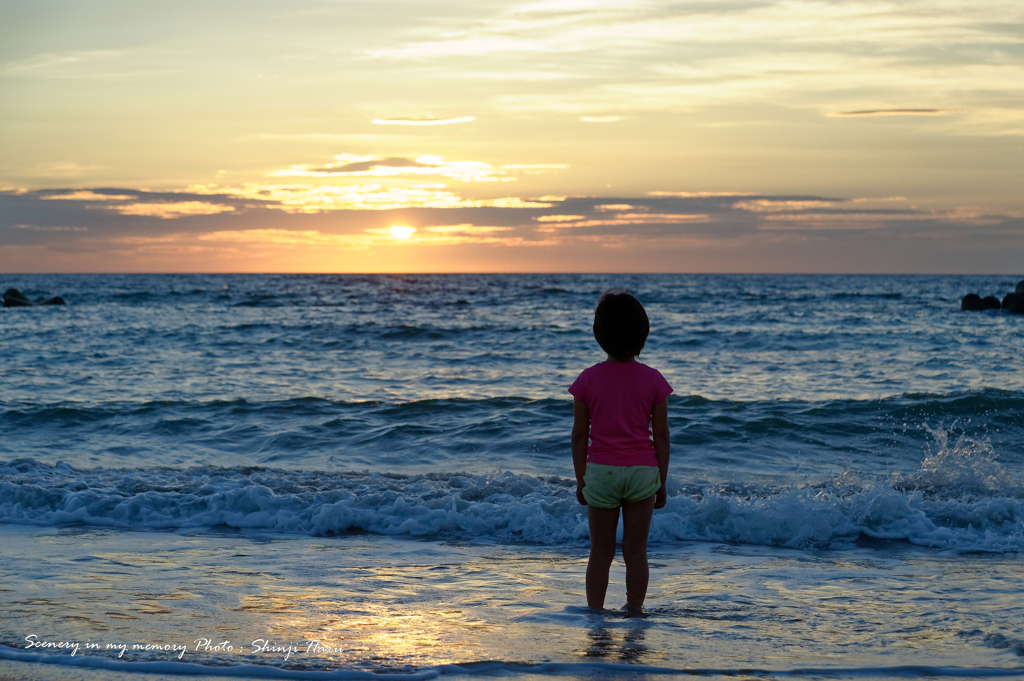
[576,481,587,505]
[654,484,667,509]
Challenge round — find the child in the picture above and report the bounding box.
[569,289,671,612]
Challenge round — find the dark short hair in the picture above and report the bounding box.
[593,289,650,361]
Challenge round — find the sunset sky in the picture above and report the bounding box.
[2,0,1022,273]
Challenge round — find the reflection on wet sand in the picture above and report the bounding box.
[2,527,1021,675]
[584,622,650,664]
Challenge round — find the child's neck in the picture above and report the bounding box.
[605,355,636,363]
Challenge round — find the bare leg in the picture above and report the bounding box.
[620,495,655,611]
[586,505,620,610]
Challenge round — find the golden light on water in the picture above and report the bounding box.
[389,226,416,239]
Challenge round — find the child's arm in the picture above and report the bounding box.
[652,398,670,509]
[571,398,590,505]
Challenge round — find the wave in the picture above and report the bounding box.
[4,390,1021,481]
[2,428,1021,552]
[4,388,1022,427]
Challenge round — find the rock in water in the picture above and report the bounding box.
[1016,280,1024,294]
[982,296,1001,310]
[960,294,984,311]
[2,288,32,307]
[41,296,66,305]
[1002,293,1024,313]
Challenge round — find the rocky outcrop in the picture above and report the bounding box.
[962,280,1024,313]
[2,288,67,307]
[1003,292,1024,313]
[2,289,32,307]
[960,294,984,311]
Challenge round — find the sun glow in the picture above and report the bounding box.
[390,225,416,239]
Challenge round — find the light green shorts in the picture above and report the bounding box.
[582,464,661,509]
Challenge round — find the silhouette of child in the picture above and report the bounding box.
[570,289,671,612]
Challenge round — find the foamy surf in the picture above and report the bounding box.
[3,429,1021,552]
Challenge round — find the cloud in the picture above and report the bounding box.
[581,116,621,122]
[12,224,88,232]
[354,0,1024,134]
[252,133,389,141]
[111,202,237,219]
[0,50,122,76]
[27,187,247,219]
[266,154,569,184]
[364,1,1003,64]
[199,229,374,248]
[200,183,480,212]
[309,157,435,173]
[439,70,575,81]
[501,164,569,170]
[40,190,135,201]
[269,154,503,182]
[4,186,1023,274]
[201,225,536,250]
[371,116,475,126]
[650,192,754,198]
[535,212,710,231]
[423,224,514,234]
[828,109,960,117]
[535,215,585,222]
[19,162,103,179]
[734,199,839,212]
[183,182,556,212]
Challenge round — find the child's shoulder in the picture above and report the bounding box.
[635,361,667,376]
[579,360,665,377]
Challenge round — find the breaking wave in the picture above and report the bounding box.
[2,428,1021,553]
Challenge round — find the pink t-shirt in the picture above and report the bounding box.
[568,361,673,467]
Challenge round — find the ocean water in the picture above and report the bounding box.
[1,273,1023,680]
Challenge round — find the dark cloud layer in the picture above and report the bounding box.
[2,187,1022,273]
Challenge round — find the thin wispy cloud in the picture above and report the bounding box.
[19,162,103,179]
[829,109,959,117]
[253,133,390,141]
[371,116,475,126]
[534,215,585,222]
[269,154,501,182]
[650,192,754,198]
[0,50,122,76]
[41,190,135,202]
[734,199,839,212]
[355,0,1024,134]
[265,154,569,186]
[12,224,88,232]
[423,224,514,234]
[112,202,236,219]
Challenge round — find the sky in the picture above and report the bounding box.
[1,0,1022,273]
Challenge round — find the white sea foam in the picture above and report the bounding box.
[2,431,1022,552]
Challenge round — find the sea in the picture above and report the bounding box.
[1,273,1022,681]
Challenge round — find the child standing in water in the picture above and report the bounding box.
[570,289,671,612]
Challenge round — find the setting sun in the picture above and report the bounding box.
[389,226,416,239]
